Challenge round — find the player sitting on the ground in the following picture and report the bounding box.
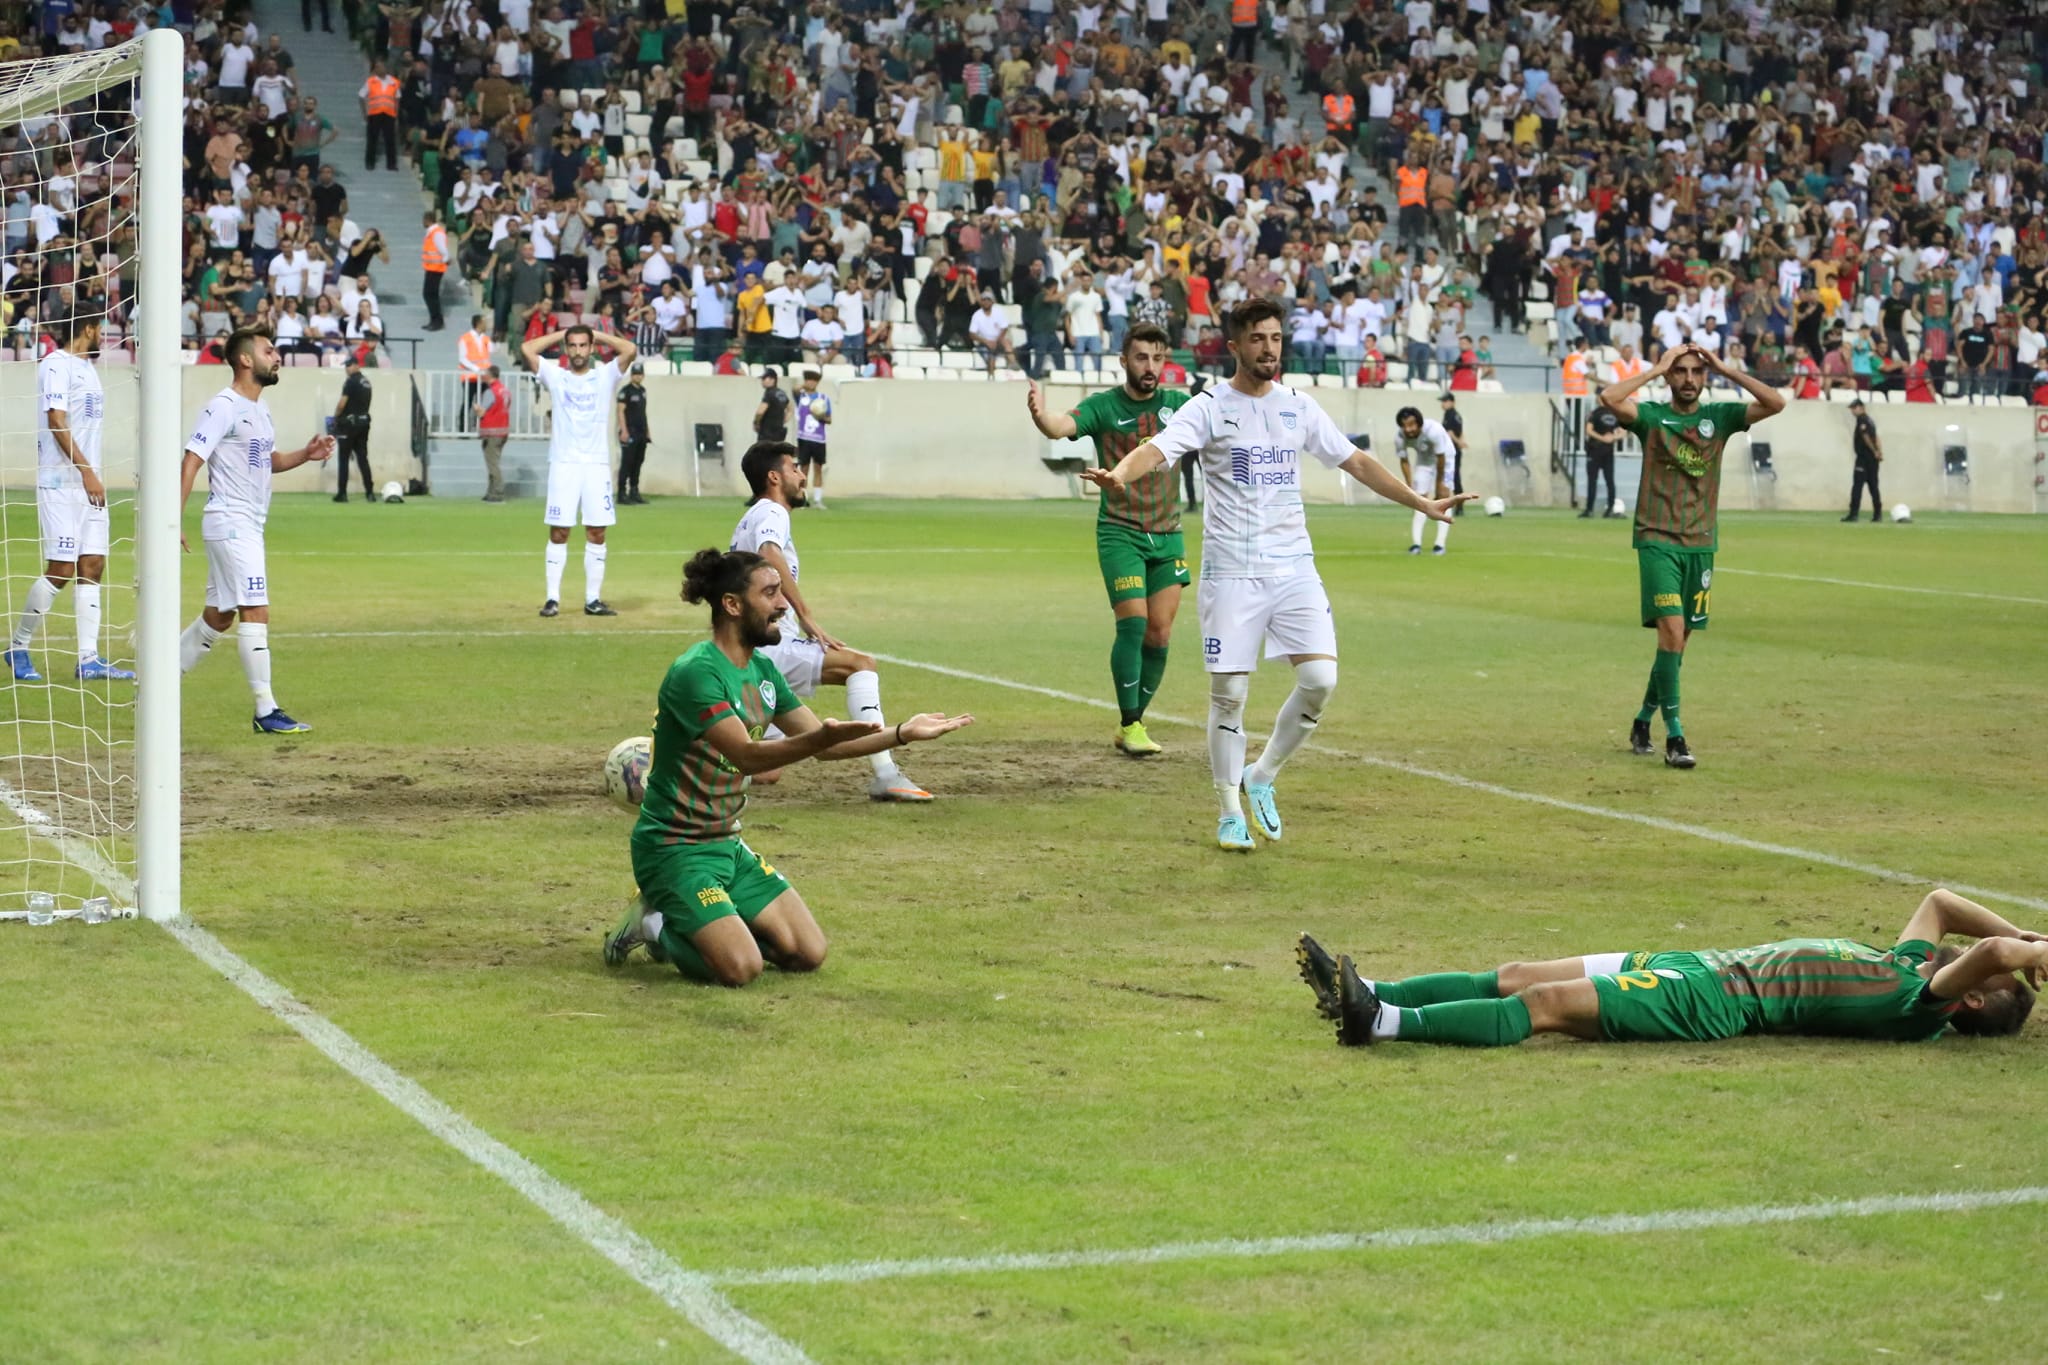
[1296,887,2041,1049]
[730,441,934,800]
[6,310,136,682]
[603,548,972,986]
[1393,405,1460,557]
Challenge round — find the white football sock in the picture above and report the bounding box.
[1410,510,1426,548]
[1435,518,1451,550]
[238,622,277,716]
[640,910,664,942]
[179,615,223,673]
[844,669,895,775]
[1373,1003,1404,1041]
[544,542,567,602]
[1208,672,1249,818]
[11,577,58,649]
[583,543,607,604]
[1247,659,1337,788]
[74,581,101,662]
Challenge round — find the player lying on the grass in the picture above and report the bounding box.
[604,548,973,986]
[1296,887,2041,1048]
[1597,341,1785,770]
[6,310,136,682]
[1024,323,1189,758]
[729,441,936,801]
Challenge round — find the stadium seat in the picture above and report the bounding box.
[921,367,960,381]
[1477,379,1506,394]
[675,139,698,160]
[1050,369,1087,386]
[673,361,713,377]
[912,256,933,281]
[1281,372,1315,389]
[939,350,975,369]
[622,91,642,113]
[820,363,857,383]
[1385,361,1410,383]
[1525,301,1556,324]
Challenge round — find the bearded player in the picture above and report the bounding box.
[1025,323,1188,756]
[1083,300,1471,852]
[522,323,639,618]
[5,311,135,682]
[1598,342,1784,768]
[1393,405,1459,557]
[603,549,972,986]
[1297,887,2041,1048]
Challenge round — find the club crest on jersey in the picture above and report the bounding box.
[1697,418,1716,439]
[758,680,777,712]
[1280,410,1297,430]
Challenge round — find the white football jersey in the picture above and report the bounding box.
[185,385,278,533]
[1152,383,1354,578]
[537,356,621,466]
[37,349,104,486]
[731,498,798,584]
[1397,417,1458,467]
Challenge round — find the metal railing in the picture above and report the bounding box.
[418,369,553,440]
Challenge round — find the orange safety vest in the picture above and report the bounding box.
[1322,92,1354,131]
[459,328,492,374]
[1232,0,1259,24]
[1396,165,1427,207]
[1610,355,1645,384]
[1561,352,1590,395]
[421,223,449,272]
[365,75,399,118]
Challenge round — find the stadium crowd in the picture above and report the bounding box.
[0,0,2043,402]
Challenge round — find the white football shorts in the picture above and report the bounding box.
[37,486,110,563]
[1197,572,1337,673]
[1409,462,1441,497]
[761,632,827,698]
[204,528,269,609]
[544,462,616,528]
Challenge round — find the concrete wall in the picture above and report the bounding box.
[4,364,2042,513]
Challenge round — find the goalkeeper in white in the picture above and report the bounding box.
[178,327,335,733]
[5,312,135,682]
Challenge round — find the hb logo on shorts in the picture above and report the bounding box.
[547,504,562,521]
[247,576,266,594]
[1204,636,1221,660]
[56,537,76,552]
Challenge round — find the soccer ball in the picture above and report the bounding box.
[603,736,652,808]
[1483,496,1507,517]
[1891,503,1913,523]
[1611,497,1627,517]
[380,481,405,504]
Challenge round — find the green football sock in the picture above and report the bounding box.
[1398,996,1532,1047]
[1636,657,1661,724]
[1374,970,1500,1007]
[1654,649,1683,737]
[1112,615,1145,725]
[661,932,718,983]
[1137,643,1169,718]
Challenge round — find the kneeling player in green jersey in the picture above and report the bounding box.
[605,548,973,986]
[1025,324,1190,757]
[1598,343,1784,769]
[1297,887,2041,1048]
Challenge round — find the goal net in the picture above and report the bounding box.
[0,34,182,923]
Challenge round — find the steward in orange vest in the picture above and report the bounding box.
[419,209,449,330]
[361,62,400,171]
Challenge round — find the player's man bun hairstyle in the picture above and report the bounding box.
[741,441,797,502]
[681,548,768,622]
[1933,945,2038,1037]
[1122,323,1171,356]
[1396,406,1423,426]
[1226,297,1287,340]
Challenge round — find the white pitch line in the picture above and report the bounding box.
[1522,551,2048,606]
[0,780,809,1365]
[290,626,697,640]
[872,654,2048,914]
[709,1186,2048,1288]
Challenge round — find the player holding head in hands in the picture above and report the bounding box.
[1598,342,1784,768]
[521,323,639,618]
[1299,887,2041,1049]
[730,441,936,801]
[6,310,135,682]
[604,549,972,986]
[1082,300,1472,852]
[178,327,335,733]
[1025,323,1190,757]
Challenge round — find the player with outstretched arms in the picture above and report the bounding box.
[1598,342,1784,768]
[178,327,336,733]
[602,549,972,986]
[1298,887,2042,1048]
[1393,404,1459,557]
[1083,299,1472,852]
[5,311,135,682]
[521,323,639,618]
[729,440,936,801]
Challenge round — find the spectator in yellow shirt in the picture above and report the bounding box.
[738,280,771,364]
[937,125,971,211]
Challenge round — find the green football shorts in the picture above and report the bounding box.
[1591,950,1753,1043]
[631,836,790,942]
[1096,523,1189,605]
[1637,543,1715,630]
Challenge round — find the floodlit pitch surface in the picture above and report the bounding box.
[4,494,2044,1362]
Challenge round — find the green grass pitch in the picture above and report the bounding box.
[3,493,2045,1362]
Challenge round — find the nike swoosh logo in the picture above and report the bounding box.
[1116,678,1138,687]
[1218,725,1242,734]
[1689,616,1707,623]
[1116,418,1136,428]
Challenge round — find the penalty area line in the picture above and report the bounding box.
[871,655,2048,915]
[708,1186,2048,1288]
[0,780,810,1365]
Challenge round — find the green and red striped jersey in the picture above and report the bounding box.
[1071,385,1193,534]
[1698,938,1955,1041]
[1627,400,1750,550]
[633,640,799,844]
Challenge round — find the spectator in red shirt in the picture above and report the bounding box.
[475,363,511,503]
[1357,336,1388,388]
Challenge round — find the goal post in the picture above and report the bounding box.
[0,30,181,923]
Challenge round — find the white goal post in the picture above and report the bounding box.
[0,30,181,922]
